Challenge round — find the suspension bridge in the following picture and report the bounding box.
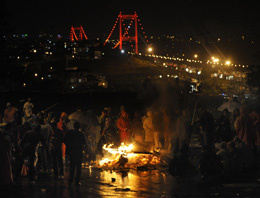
[69,12,150,54]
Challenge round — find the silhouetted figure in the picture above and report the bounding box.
[198,149,223,178]
[169,145,196,178]
[64,121,86,186]
[176,109,192,152]
[215,109,232,142]
[198,109,215,151]
[235,106,254,149]
[50,120,64,179]
[131,112,144,145]
[18,121,45,181]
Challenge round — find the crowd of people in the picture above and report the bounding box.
[1,97,260,186]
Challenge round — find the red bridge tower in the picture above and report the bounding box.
[118,12,138,54]
[70,26,88,41]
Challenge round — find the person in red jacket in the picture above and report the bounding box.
[57,112,69,169]
[235,106,254,150]
[4,102,17,124]
[117,111,131,144]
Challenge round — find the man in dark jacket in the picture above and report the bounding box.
[198,109,215,151]
[50,120,64,179]
[18,122,45,181]
[64,121,86,186]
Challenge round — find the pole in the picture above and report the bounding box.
[43,103,58,113]
[191,98,198,125]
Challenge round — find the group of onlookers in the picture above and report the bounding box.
[1,97,260,186]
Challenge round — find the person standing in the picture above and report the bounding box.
[3,102,17,124]
[152,110,164,152]
[215,108,232,142]
[198,108,215,151]
[143,110,154,152]
[117,111,131,144]
[176,109,192,152]
[50,118,64,179]
[235,106,254,150]
[162,109,171,151]
[57,112,69,165]
[97,109,114,155]
[39,115,53,173]
[18,118,45,182]
[64,121,86,186]
[131,112,144,145]
[23,98,34,119]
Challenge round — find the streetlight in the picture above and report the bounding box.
[148,47,153,52]
[194,54,198,58]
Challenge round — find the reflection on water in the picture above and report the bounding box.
[95,169,177,197]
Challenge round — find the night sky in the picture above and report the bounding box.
[4,0,260,39]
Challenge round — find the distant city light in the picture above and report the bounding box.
[225,61,231,65]
[148,47,153,52]
[34,73,38,77]
[121,50,125,54]
[212,57,219,63]
[194,54,198,58]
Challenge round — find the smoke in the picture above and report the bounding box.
[137,77,195,114]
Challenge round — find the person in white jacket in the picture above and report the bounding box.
[143,110,154,152]
[23,98,34,119]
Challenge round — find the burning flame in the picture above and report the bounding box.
[102,143,134,155]
[98,143,166,169]
[99,143,135,166]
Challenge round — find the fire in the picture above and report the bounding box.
[98,143,167,169]
[99,143,135,167]
[102,143,134,156]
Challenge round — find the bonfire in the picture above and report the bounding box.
[98,143,168,170]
